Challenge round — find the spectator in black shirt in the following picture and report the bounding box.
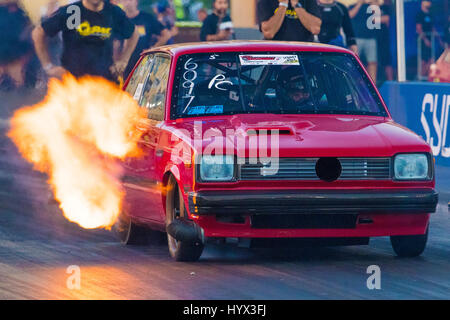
[349,0,388,83]
[378,1,393,81]
[155,1,179,45]
[32,0,139,82]
[317,0,357,54]
[200,0,233,41]
[0,0,33,88]
[416,0,434,62]
[121,0,170,78]
[257,0,321,42]
[415,0,443,77]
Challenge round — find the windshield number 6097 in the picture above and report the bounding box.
[182,58,198,113]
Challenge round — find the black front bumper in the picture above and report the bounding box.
[188,189,439,215]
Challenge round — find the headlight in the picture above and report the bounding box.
[394,154,430,180]
[199,155,235,182]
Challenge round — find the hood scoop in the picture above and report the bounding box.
[246,128,293,136]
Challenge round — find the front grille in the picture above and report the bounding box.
[339,158,391,180]
[251,214,358,229]
[239,157,391,181]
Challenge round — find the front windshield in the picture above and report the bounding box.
[171,52,387,119]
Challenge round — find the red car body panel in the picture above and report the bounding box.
[195,214,430,238]
[123,41,437,239]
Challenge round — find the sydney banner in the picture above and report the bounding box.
[380,82,450,167]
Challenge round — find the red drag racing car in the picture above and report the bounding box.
[115,41,438,261]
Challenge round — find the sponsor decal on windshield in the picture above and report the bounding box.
[187,105,224,115]
[239,55,300,66]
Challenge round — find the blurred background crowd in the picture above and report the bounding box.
[0,0,448,91]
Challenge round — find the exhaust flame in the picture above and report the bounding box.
[8,75,147,229]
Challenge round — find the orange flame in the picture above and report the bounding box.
[8,75,147,229]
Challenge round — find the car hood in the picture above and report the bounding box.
[164,114,431,158]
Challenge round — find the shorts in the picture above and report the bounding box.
[356,38,377,63]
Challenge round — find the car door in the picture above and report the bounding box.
[123,53,171,223]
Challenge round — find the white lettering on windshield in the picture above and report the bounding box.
[181,58,198,113]
[208,74,233,91]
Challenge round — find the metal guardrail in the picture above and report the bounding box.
[417,31,446,81]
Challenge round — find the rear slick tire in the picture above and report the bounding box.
[113,211,149,246]
[390,227,429,258]
[166,177,204,262]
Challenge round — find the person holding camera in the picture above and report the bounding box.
[200,0,233,41]
[257,0,321,42]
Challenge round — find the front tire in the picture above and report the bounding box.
[166,176,204,262]
[390,227,429,257]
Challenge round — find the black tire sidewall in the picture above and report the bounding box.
[165,176,204,262]
[390,226,429,258]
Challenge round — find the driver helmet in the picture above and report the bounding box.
[277,67,311,108]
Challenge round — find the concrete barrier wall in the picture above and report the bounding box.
[380,81,450,167]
